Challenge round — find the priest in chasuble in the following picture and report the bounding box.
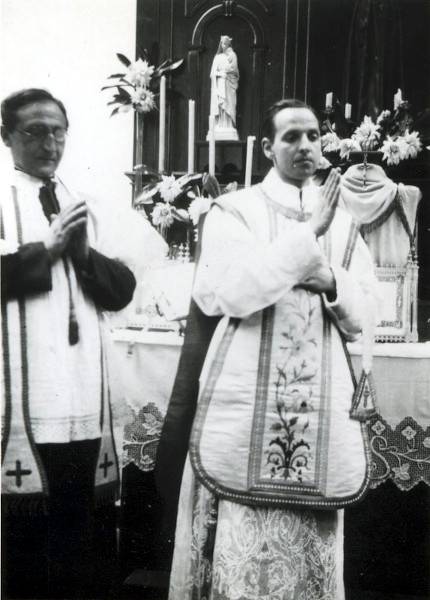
[0,88,164,599]
[167,99,378,600]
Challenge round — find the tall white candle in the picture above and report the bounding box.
[244,135,256,187]
[344,102,352,120]
[208,115,215,176]
[325,92,333,109]
[187,100,195,174]
[158,75,166,172]
[394,88,403,110]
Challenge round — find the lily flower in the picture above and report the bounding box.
[158,175,183,203]
[127,58,154,87]
[403,130,422,159]
[130,87,155,113]
[381,136,408,165]
[321,132,341,152]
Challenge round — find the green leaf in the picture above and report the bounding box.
[108,73,126,79]
[270,422,283,432]
[101,84,131,91]
[153,58,184,78]
[110,107,120,117]
[117,86,131,101]
[117,53,131,67]
[166,58,184,72]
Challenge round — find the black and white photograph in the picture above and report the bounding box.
[1,1,429,599]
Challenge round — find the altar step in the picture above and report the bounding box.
[120,568,169,599]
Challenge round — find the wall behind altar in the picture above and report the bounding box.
[0,0,136,206]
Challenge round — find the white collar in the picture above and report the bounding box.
[261,168,320,212]
[8,167,61,190]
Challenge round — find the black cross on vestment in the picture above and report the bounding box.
[99,453,114,478]
[6,460,32,487]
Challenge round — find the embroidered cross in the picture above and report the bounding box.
[6,460,32,487]
[99,453,114,478]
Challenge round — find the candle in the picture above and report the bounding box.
[325,92,333,109]
[208,115,215,176]
[187,100,195,174]
[344,102,352,120]
[393,88,403,110]
[158,75,166,172]
[244,135,256,188]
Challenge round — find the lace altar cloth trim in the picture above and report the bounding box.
[367,414,430,490]
[123,402,164,471]
[121,405,430,492]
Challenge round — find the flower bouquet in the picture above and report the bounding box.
[102,52,183,115]
[135,172,236,258]
[321,100,422,168]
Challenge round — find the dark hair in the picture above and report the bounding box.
[1,88,69,132]
[262,98,319,141]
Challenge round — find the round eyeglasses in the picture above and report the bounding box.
[16,125,68,143]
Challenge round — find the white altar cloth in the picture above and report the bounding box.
[111,329,430,488]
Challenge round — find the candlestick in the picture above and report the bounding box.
[325,92,333,109]
[393,88,403,110]
[344,102,352,120]
[158,75,166,172]
[244,135,256,187]
[208,115,215,176]
[187,100,195,174]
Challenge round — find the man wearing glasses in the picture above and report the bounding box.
[1,88,137,599]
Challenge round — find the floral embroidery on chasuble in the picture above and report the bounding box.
[190,200,369,508]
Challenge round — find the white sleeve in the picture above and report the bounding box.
[323,233,379,341]
[193,204,325,318]
[86,197,168,280]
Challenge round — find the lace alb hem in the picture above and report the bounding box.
[30,415,101,443]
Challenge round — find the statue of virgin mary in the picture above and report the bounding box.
[207,35,239,141]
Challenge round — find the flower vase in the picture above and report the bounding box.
[158,224,168,241]
[133,112,144,202]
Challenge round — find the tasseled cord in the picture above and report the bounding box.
[350,287,378,422]
[39,181,79,345]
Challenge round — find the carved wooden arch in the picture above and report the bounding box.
[188,1,267,152]
[191,3,265,48]
[185,0,272,19]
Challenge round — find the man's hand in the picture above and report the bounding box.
[43,201,88,263]
[299,263,337,301]
[309,167,341,237]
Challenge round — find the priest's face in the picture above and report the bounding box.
[262,107,321,187]
[2,101,67,179]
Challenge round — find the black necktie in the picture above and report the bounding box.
[39,179,60,222]
[39,180,79,345]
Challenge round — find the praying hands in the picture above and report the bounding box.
[309,167,341,237]
[44,201,89,264]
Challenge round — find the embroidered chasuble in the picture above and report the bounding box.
[168,168,378,600]
[1,171,121,507]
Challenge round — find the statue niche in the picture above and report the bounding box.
[207,35,239,141]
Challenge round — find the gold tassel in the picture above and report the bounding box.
[68,307,79,345]
[350,370,377,422]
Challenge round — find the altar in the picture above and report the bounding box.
[111,323,430,595]
[112,329,430,489]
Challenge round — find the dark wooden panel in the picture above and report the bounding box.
[136,0,430,175]
[136,0,287,177]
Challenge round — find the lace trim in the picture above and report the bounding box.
[30,415,101,443]
[368,415,430,490]
[169,475,341,600]
[123,402,164,472]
